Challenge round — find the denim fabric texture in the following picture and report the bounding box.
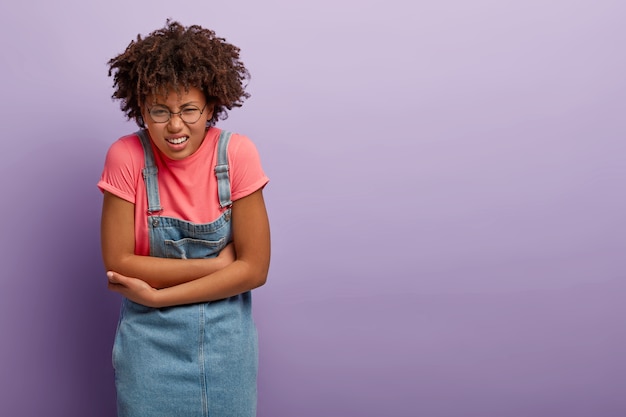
[112,130,258,417]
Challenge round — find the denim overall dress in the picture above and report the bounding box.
[112,130,258,417]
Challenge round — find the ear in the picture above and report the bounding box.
[205,103,215,120]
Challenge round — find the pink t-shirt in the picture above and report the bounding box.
[98,127,269,256]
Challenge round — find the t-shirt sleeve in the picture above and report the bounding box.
[97,136,142,204]
[228,134,269,201]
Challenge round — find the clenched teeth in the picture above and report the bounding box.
[166,136,188,145]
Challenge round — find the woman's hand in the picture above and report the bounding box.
[107,271,160,307]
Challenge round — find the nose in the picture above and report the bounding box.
[167,112,185,130]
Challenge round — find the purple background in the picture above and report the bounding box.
[1,1,624,416]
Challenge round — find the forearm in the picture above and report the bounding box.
[151,259,268,307]
[106,253,228,289]
[105,190,271,306]
[101,192,232,289]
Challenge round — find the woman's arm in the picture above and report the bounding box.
[106,189,271,307]
[101,191,235,289]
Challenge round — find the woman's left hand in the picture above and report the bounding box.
[107,271,160,307]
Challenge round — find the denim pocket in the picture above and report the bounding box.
[163,236,226,259]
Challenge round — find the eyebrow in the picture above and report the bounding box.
[151,102,201,109]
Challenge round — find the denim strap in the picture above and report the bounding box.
[136,130,162,214]
[215,130,233,208]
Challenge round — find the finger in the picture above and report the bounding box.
[107,271,126,285]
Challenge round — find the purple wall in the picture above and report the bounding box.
[1,1,624,416]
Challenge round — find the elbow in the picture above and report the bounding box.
[250,268,268,289]
[102,255,116,273]
[237,251,269,290]
[245,261,269,290]
[102,253,132,275]
[255,273,268,289]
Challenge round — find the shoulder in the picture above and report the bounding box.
[221,130,269,199]
[107,132,143,156]
[225,132,261,160]
[99,132,146,202]
[104,132,145,169]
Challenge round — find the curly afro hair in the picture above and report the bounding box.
[107,19,250,127]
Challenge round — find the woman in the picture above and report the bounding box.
[98,20,270,417]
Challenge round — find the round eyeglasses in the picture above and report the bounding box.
[147,103,208,124]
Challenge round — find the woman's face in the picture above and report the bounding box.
[142,86,213,160]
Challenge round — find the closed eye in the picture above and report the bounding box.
[181,107,200,115]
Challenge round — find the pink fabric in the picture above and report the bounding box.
[98,127,269,255]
